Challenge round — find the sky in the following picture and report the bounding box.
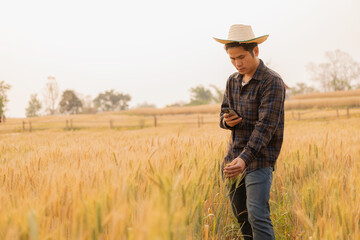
[1,0,359,117]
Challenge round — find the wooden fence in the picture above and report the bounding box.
[290,107,353,121]
[0,107,359,134]
[1,114,211,133]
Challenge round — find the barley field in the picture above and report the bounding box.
[285,89,360,110]
[0,110,359,239]
[290,89,360,100]
[285,96,360,110]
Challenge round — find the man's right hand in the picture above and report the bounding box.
[223,113,242,127]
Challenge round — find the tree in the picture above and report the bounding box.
[43,76,59,115]
[25,94,42,117]
[80,94,97,114]
[93,89,131,111]
[0,80,11,117]
[288,82,317,96]
[307,50,360,91]
[188,85,213,105]
[59,90,83,114]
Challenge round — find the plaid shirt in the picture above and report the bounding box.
[220,59,285,173]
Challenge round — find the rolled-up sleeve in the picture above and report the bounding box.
[239,76,285,165]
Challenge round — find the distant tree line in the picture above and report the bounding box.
[1,49,359,117]
[23,76,132,117]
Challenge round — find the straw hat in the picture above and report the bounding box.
[213,24,268,44]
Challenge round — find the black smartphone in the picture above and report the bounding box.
[222,108,240,117]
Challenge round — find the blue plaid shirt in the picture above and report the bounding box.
[220,59,285,173]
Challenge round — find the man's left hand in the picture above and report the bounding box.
[224,157,246,178]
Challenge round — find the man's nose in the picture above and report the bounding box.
[235,59,242,67]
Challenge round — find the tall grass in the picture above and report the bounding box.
[275,119,360,239]
[0,126,236,239]
[0,115,359,239]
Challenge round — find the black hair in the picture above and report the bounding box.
[224,42,258,57]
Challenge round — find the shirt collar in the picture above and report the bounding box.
[252,59,266,81]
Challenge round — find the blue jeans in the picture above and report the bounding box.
[223,166,275,240]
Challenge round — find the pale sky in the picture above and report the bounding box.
[1,0,359,117]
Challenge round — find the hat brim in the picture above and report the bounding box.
[213,35,269,44]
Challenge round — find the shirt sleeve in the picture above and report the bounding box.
[219,77,234,130]
[239,76,285,165]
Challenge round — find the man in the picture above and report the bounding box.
[213,24,285,240]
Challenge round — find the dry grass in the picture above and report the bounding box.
[286,89,360,110]
[290,89,360,100]
[275,118,360,239]
[285,96,360,110]
[0,125,233,239]
[285,108,360,120]
[121,104,220,116]
[0,111,359,239]
[2,108,360,134]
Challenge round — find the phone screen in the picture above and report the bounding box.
[228,109,238,117]
[223,108,239,117]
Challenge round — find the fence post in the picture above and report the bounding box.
[336,108,339,119]
[110,119,113,129]
[22,121,25,132]
[298,112,301,121]
[198,115,201,128]
[154,115,157,128]
[347,107,350,119]
[29,121,32,132]
[66,120,69,130]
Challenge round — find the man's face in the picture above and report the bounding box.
[227,46,259,75]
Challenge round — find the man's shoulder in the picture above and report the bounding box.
[258,63,285,91]
[227,72,241,82]
[262,65,282,81]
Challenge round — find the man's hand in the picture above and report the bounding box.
[223,113,242,127]
[224,157,246,178]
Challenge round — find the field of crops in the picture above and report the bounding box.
[0,110,359,239]
[290,89,360,100]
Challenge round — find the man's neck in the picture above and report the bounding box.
[243,58,260,83]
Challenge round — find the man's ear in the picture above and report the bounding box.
[253,46,259,57]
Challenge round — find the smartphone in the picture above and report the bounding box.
[222,108,240,117]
